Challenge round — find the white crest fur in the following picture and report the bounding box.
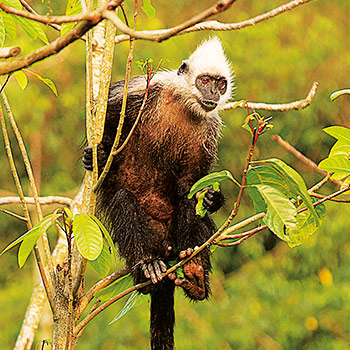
[153,37,233,118]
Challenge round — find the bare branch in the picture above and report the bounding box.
[0,207,26,221]
[109,0,236,43]
[271,134,343,187]
[0,195,72,206]
[221,81,319,112]
[115,0,313,42]
[0,47,21,59]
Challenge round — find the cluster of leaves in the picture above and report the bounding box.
[0,208,117,277]
[246,159,325,247]
[318,126,350,188]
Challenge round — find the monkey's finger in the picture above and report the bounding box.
[202,197,214,209]
[142,264,150,279]
[186,248,193,256]
[153,261,163,281]
[159,260,167,273]
[179,250,187,259]
[168,273,176,280]
[148,263,158,284]
[174,278,186,286]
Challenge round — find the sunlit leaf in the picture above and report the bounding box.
[14,70,28,90]
[18,227,42,268]
[2,13,16,41]
[330,89,350,101]
[95,274,133,301]
[256,185,297,243]
[0,12,6,47]
[14,16,48,44]
[91,215,117,264]
[89,240,112,278]
[264,159,319,226]
[73,214,103,260]
[1,0,21,9]
[141,0,156,19]
[323,126,350,145]
[319,155,350,180]
[188,170,238,199]
[23,69,58,96]
[109,291,146,324]
[61,0,82,36]
[287,202,326,248]
[329,140,350,158]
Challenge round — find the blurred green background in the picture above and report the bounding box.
[1,0,350,349]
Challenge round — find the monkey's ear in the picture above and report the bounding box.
[177,60,189,75]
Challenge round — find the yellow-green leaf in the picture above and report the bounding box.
[14,70,28,90]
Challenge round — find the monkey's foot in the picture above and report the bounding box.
[82,144,108,171]
[175,248,206,300]
[141,259,167,284]
[202,188,224,213]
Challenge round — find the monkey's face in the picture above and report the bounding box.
[195,74,227,112]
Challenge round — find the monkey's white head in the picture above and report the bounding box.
[176,37,233,118]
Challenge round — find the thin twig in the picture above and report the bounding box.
[1,92,55,275]
[0,103,56,314]
[109,0,236,43]
[0,207,27,221]
[115,0,313,42]
[222,82,319,112]
[19,0,61,31]
[271,134,343,187]
[0,195,72,206]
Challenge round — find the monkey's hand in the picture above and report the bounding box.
[173,248,207,300]
[141,258,168,285]
[201,188,225,213]
[82,144,108,171]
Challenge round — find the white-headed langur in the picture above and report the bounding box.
[83,37,233,350]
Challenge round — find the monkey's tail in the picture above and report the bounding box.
[150,279,175,350]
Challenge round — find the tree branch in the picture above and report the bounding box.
[108,0,236,42]
[115,0,313,42]
[222,81,319,111]
[0,195,72,206]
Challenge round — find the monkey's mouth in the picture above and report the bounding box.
[199,99,218,112]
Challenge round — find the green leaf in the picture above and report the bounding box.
[95,274,133,301]
[91,215,118,264]
[1,0,22,9]
[18,227,42,267]
[329,140,350,158]
[0,12,5,47]
[188,170,238,199]
[73,214,103,260]
[318,155,350,180]
[61,0,82,36]
[287,202,326,248]
[109,291,146,324]
[0,214,52,256]
[14,16,48,44]
[330,89,350,101]
[2,13,16,41]
[14,70,28,90]
[256,185,297,243]
[141,0,156,19]
[264,159,319,226]
[195,190,207,218]
[88,240,112,278]
[23,69,58,96]
[323,126,350,144]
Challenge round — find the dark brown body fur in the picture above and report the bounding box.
[86,76,223,349]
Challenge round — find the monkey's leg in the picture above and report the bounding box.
[103,189,167,288]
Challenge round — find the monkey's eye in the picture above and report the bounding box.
[217,79,227,94]
[201,78,209,85]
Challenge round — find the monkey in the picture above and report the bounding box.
[83,37,233,350]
